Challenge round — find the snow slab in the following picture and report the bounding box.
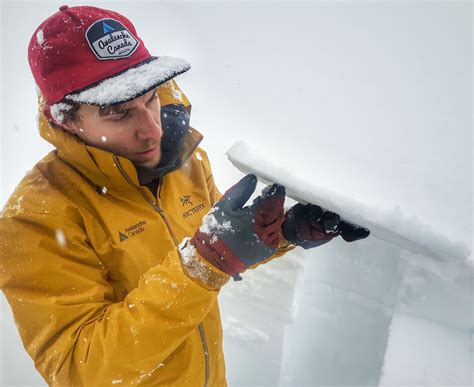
[379,313,473,386]
[278,236,404,386]
[219,249,306,386]
[226,141,471,263]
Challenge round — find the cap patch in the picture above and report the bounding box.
[86,18,139,60]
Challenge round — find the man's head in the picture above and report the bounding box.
[59,89,163,168]
[29,5,190,168]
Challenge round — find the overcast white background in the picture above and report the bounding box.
[1,1,472,386]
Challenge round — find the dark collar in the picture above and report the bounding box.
[134,125,203,186]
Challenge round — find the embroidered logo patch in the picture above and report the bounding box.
[86,18,139,60]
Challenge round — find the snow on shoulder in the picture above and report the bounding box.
[226,141,471,262]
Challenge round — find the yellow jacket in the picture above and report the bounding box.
[0,80,293,386]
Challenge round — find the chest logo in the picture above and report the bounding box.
[119,220,147,242]
[180,194,206,219]
[180,194,193,206]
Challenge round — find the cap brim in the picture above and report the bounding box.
[64,56,190,106]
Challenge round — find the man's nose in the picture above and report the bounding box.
[135,110,162,140]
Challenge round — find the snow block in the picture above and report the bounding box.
[226,141,471,262]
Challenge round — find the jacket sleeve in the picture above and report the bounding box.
[0,209,221,386]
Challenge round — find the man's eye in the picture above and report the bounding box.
[112,111,129,121]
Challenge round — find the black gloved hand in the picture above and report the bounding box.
[281,203,370,249]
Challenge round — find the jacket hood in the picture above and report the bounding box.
[37,80,202,192]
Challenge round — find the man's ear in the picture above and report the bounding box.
[57,120,79,135]
[48,102,83,135]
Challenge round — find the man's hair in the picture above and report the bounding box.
[51,100,81,124]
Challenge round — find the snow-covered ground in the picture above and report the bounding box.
[1,1,472,386]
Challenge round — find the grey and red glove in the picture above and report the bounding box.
[281,203,370,249]
[191,174,285,280]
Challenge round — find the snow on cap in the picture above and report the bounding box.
[28,5,190,106]
[65,56,190,106]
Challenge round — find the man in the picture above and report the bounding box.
[0,5,369,386]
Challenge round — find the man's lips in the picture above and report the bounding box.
[136,144,159,155]
[133,144,161,162]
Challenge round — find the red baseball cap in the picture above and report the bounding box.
[28,5,190,106]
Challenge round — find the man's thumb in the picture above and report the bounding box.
[221,174,258,210]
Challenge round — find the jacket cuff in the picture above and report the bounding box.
[248,231,297,269]
[276,230,297,253]
[178,237,231,290]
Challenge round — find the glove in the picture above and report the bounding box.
[281,203,370,249]
[190,174,285,280]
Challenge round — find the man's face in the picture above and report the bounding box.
[63,89,163,168]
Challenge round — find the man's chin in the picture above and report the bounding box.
[134,157,161,169]
[128,147,161,168]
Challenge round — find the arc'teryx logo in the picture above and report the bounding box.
[180,195,193,206]
[180,194,206,219]
[119,220,147,242]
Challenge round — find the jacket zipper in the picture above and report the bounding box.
[198,324,210,387]
[114,156,210,387]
